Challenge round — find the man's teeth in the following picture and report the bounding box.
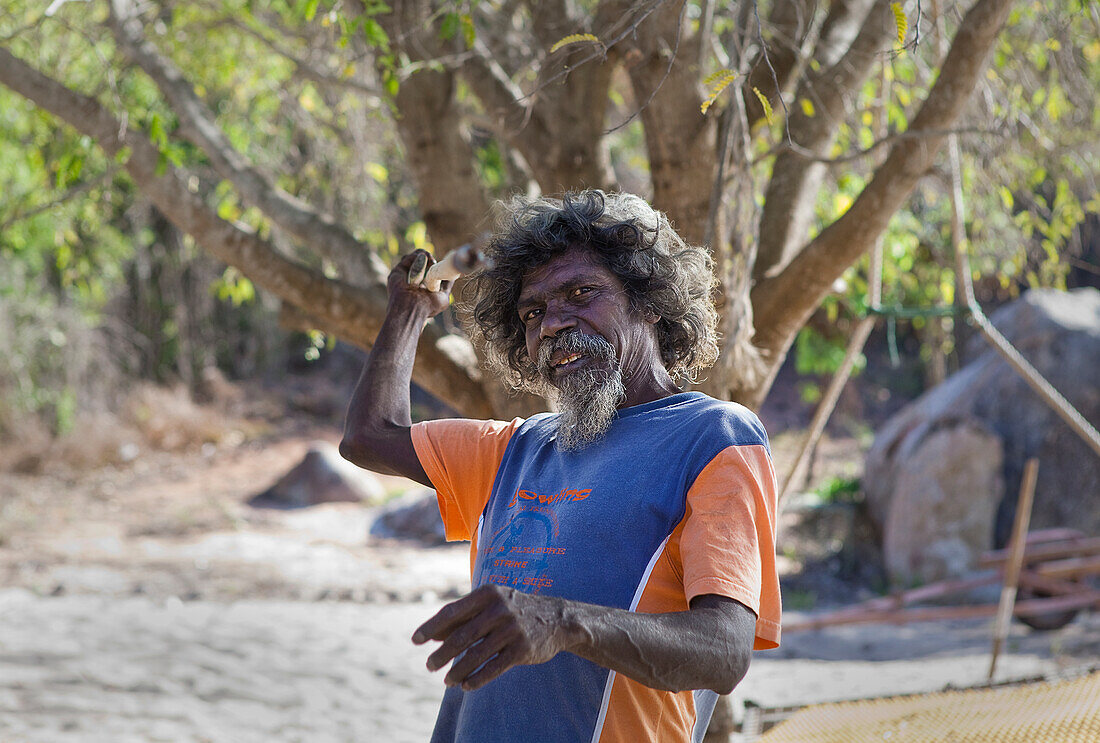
[555,353,582,367]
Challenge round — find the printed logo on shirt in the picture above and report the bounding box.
[506,487,592,508]
[477,508,560,594]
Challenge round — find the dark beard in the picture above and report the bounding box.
[536,332,625,452]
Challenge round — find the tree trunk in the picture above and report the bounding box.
[625,0,715,246]
[754,0,888,280]
[699,5,764,403]
[461,0,621,193]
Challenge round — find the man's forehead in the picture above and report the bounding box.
[518,248,613,297]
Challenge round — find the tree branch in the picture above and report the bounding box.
[459,0,626,191]
[106,0,389,286]
[204,15,384,101]
[0,44,494,418]
[461,40,551,148]
[0,168,115,233]
[374,1,546,418]
[754,0,890,279]
[605,0,687,135]
[749,0,1015,403]
[751,123,1011,166]
[742,0,822,129]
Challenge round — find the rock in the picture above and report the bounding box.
[882,421,1004,584]
[866,288,1100,586]
[248,442,386,508]
[370,490,447,545]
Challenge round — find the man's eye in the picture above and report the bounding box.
[522,308,542,323]
[571,287,593,298]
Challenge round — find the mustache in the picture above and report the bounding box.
[536,331,617,379]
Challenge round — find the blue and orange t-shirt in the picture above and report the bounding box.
[411,391,781,743]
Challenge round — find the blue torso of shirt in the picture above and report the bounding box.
[432,391,769,743]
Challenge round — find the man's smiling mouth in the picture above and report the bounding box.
[554,352,583,367]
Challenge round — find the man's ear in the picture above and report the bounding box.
[643,308,660,324]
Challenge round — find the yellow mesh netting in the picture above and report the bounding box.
[756,671,1100,743]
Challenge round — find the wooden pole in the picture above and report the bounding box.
[778,315,875,506]
[938,11,1100,460]
[978,534,1100,568]
[988,458,1040,681]
[783,590,1099,632]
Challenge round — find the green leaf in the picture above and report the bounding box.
[217,195,240,221]
[56,153,83,189]
[1045,86,1069,122]
[363,18,389,48]
[365,162,388,185]
[383,70,399,97]
[549,33,599,54]
[752,87,774,124]
[700,69,737,115]
[891,3,907,45]
[302,0,320,22]
[440,12,459,40]
[149,113,167,148]
[461,14,475,48]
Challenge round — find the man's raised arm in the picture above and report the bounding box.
[340,251,452,487]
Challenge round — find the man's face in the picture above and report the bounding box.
[516,248,661,449]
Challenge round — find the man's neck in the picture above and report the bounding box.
[618,369,681,409]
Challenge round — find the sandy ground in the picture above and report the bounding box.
[2,431,1097,742]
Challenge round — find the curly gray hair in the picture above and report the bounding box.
[468,190,719,390]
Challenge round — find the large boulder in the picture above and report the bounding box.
[881,420,1004,584]
[249,442,386,508]
[370,489,447,545]
[865,288,1100,585]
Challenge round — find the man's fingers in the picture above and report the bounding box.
[425,605,506,671]
[456,642,524,691]
[444,627,517,688]
[393,249,427,271]
[413,589,494,644]
[407,251,429,285]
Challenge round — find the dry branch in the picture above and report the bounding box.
[0,46,493,418]
[1034,556,1100,581]
[989,458,1039,680]
[750,0,1015,405]
[107,0,388,286]
[979,536,1100,569]
[785,592,1100,632]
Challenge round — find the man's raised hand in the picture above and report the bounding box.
[412,584,577,691]
[388,250,453,318]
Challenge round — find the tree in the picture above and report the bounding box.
[1,0,1081,419]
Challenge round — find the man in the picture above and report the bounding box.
[341,190,780,742]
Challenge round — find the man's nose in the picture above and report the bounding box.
[540,302,576,339]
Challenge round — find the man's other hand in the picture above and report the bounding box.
[413,584,574,691]
[389,250,453,318]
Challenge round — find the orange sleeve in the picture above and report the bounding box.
[680,444,782,649]
[410,418,523,542]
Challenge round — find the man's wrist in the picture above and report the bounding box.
[384,298,435,334]
[556,597,597,654]
[387,294,433,316]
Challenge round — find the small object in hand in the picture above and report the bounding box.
[408,235,494,292]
